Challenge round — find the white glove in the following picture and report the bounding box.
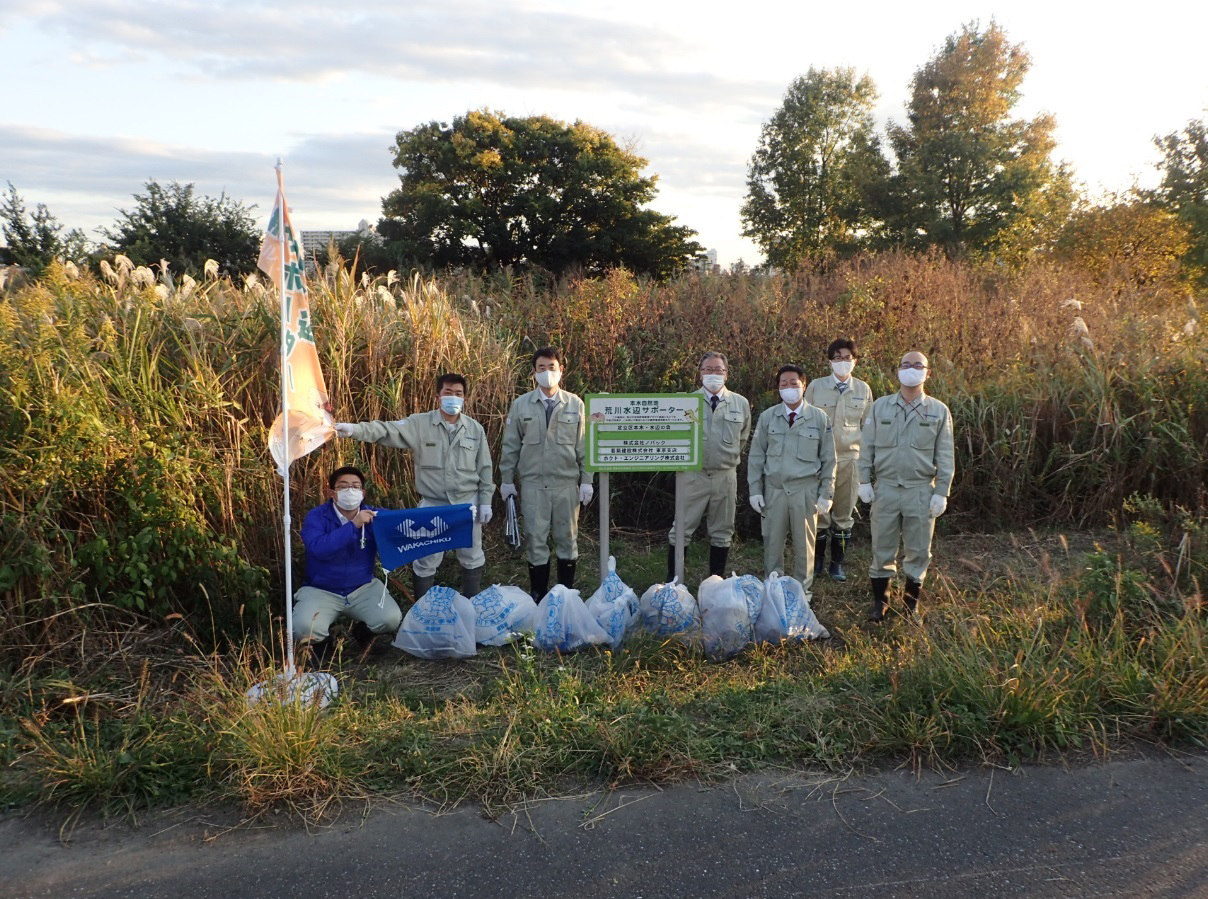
[749,494,765,514]
[579,483,594,505]
[477,504,493,524]
[500,483,517,500]
[929,494,948,518]
[816,497,832,515]
[858,483,875,504]
[469,504,477,522]
[335,422,355,437]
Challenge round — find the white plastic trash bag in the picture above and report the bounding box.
[246,670,338,710]
[471,584,538,646]
[698,574,756,660]
[638,579,700,637]
[532,585,612,652]
[732,574,765,628]
[585,556,639,649]
[755,572,830,643]
[393,586,478,659]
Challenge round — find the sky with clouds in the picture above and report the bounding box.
[2,0,1206,266]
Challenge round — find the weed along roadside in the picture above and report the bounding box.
[4,522,1207,826]
[1,259,1207,826]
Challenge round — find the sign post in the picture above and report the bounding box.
[585,393,704,584]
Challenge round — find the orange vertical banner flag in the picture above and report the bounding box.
[258,171,334,473]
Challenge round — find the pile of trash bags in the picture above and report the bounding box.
[391,557,828,661]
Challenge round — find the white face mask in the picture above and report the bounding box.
[335,487,363,510]
[701,374,725,393]
[535,370,561,390]
[440,395,464,415]
[779,386,803,405]
[898,368,927,388]
[831,359,854,378]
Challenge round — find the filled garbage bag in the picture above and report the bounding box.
[755,572,830,643]
[585,556,639,649]
[471,584,538,646]
[393,586,478,659]
[638,579,700,637]
[698,574,758,660]
[532,585,612,652]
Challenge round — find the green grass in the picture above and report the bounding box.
[4,521,1204,825]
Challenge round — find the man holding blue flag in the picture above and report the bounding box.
[293,466,403,664]
[337,373,495,600]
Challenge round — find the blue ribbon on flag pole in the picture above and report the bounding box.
[371,504,475,571]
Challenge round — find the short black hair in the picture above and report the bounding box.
[436,373,468,394]
[532,347,561,367]
[826,338,859,360]
[328,466,366,490]
[774,364,805,385]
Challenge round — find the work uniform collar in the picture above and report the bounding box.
[781,403,803,419]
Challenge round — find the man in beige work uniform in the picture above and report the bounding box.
[336,373,495,601]
[500,347,593,599]
[804,338,872,582]
[857,350,955,620]
[748,364,837,591]
[666,351,752,581]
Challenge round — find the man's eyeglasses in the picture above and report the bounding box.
[899,362,927,371]
[700,367,727,374]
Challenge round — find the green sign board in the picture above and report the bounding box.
[585,393,704,472]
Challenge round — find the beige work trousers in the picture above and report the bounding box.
[817,455,858,533]
[761,480,818,593]
[667,468,738,548]
[521,481,580,565]
[411,498,486,577]
[868,483,936,583]
[292,579,403,642]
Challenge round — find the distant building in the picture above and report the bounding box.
[689,248,720,274]
[300,219,376,259]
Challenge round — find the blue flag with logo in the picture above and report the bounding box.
[372,504,475,571]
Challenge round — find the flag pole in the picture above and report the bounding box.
[276,158,295,676]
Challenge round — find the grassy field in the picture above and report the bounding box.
[3,512,1204,826]
[1,255,1206,825]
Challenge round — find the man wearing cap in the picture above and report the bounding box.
[857,350,955,621]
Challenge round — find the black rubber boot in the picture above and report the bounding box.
[666,543,677,582]
[829,527,849,582]
[814,531,829,578]
[460,564,485,598]
[412,573,435,603]
[868,577,890,622]
[556,558,577,589]
[529,562,551,600]
[708,545,729,578]
[351,620,389,656]
[904,579,922,615]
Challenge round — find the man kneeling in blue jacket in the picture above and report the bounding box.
[292,466,402,664]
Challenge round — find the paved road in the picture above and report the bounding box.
[4,751,1206,898]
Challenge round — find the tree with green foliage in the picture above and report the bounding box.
[1152,116,1208,283]
[887,21,1071,258]
[741,67,890,269]
[101,180,260,278]
[378,109,702,278]
[1,182,90,275]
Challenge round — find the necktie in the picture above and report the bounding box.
[837,381,848,394]
[710,395,719,412]
[545,398,556,424]
[788,410,796,427]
